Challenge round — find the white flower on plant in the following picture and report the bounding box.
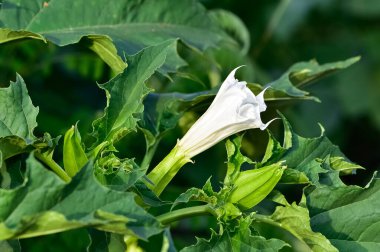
[177,66,275,158]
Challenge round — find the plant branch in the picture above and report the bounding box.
[157,205,214,226]
[35,152,71,182]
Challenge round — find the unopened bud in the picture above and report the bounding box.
[229,163,285,209]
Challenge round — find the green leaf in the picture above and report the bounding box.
[0,133,58,162]
[91,40,178,147]
[224,135,253,186]
[0,74,38,140]
[0,155,161,240]
[263,114,362,186]
[248,57,360,102]
[172,178,217,210]
[307,178,380,251]
[0,0,237,73]
[209,9,250,54]
[253,196,338,252]
[94,152,145,191]
[182,216,289,252]
[0,28,45,44]
[0,75,58,163]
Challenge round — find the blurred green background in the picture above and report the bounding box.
[1,0,380,250]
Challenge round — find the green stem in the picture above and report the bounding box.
[35,152,71,182]
[157,205,214,226]
[146,144,190,196]
[140,137,161,171]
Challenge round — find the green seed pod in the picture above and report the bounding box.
[63,124,88,177]
[228,163,285,209]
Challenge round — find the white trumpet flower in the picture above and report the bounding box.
[147,67,274,195]
[177,66,274,158]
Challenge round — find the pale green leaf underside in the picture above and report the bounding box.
[0,0,236,72]
[249,56,360,102]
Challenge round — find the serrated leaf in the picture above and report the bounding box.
[270,57,360,101]
[307,178,380,251]
[0,155,161,240]
[91,40,178,146]
[0,74,38,140]
[224,135,253,186]
[182,216,289,252]
[0,0,237,73]
[172,178,217,211]
[253,196,338,252]
[94,152,145,191]
[263,114,362,186]
[248,57,359,102]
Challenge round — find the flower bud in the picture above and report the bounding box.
[228,163,285,209]
[63,124,88,177]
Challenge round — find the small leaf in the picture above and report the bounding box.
[224,135,253,185]
[0,74,38,140]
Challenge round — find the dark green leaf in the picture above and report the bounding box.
[0,155,161,240]
[91,40,178,146]
[0,74,38,140]
[172,178,217,210]
[0,0,237,73]
[263,114,362,186]
[307,178,380,251]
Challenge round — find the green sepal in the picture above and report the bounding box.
[228,163,285,210]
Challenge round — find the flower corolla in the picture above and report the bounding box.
[177,67,274,158]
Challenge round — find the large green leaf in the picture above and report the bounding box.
[0,0,237,73]
[182,216,289,252]
[307,178,380,251]
[0,155,161,240]
[91,39,179,146]
[261,115,362,186]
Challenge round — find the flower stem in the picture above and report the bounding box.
[34,152,71,182]
[157,205,214,226]
[146,145,190,196]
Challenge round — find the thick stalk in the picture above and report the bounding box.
[157,205,214,226]
[146,144,190,196]
[35,152,71,182]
